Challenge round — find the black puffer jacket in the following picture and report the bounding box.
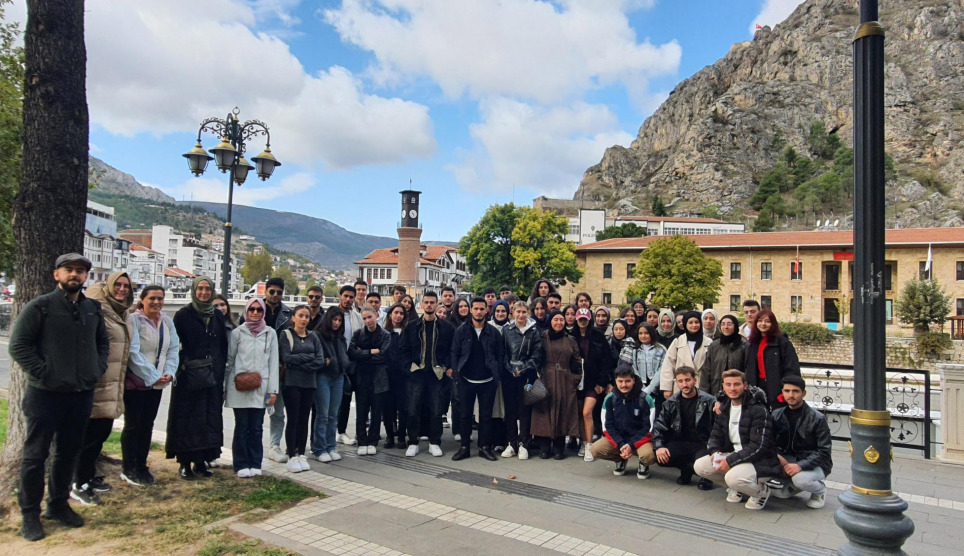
[699,335,747,397]
[349,325,391,394]
[707,386,780,478]
[502,320,544,385]
[651,389,717,450]
[569,326,613,390]
[772,403,833,476]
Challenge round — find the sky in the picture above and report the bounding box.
[3,0,804,243]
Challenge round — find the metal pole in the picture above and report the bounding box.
[221,114,239,297]
[834,1,914,553]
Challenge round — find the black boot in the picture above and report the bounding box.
[20,513,44,541]
[179,463,196,480]
[552,438,566,460]
[193,461,213,478]
[42,504,84,528]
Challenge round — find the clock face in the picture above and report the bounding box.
[409,209,418,218]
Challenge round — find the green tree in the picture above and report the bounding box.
[595,222,647,241]
[323,279,339,298]
[700,205,722,220]
[895,277,952,335]
[782,146,798,168]
[304,276,318,292]
[651,195,667,216]
[750,171,782,210]
[461,203,522,292]
[625,236,722,311]
[273,266,299,295]
[0,1,24,277]
[241,251,273,286]
[753,209,775,232]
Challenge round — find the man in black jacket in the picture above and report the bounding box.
[262,276,294,464]
[694,369,780,510]
[450,297,504,461]
[769,376,832,509]
[400,291,454,457]
[8,253,109,541]
[652,366,716,489]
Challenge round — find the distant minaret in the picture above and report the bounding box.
[396,190,422,287]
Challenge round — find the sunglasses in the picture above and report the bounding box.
[267,289,283,295]
[307,295,321,300]
[247,307,264,313]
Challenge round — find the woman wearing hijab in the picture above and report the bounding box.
[658,311,710,399]
[225,298,280,478]
[530,310,583,460]
[655,309,677,349]
[699,314,747,398]
[168,276,228,480]
[489,299,510,329]
[594,306,612,338]
[609,319,635,366]
[71,272,133,503]
[744,309,802,408]
[630,299,647,322]
[701,308,720,340]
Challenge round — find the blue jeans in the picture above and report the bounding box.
[312,373,344,456]
[233,408,266,471]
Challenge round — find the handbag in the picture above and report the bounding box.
[523,378,548,406]
[234,371,263,392]
[179,357,216,390]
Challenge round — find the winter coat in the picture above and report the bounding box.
[225,325,279,408]
[602,382,652,450]
[128,310,179,389]
[530,331,582,439]
[401,317,455,372]
[659,333,710,395]
[8,287,109,392]
[707,386,781,478]
[349,325,392,394]
[502,320,545,385]
[772,403,833,476]
[699,335,748,397]
[85,282,133,419]
[279,329,325,389]
[451,321,504,383]
[651,390,716,450]
[744,333,802,407]
[569,326,613,390]
[386,326,408,380]
[630,343,666,396]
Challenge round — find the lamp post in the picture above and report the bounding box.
[183,107,281,296]
[834,2,914,553]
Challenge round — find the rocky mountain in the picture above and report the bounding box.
[89,156,176,204]
[576,0,964,229]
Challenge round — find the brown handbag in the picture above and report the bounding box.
[234,371,262,392]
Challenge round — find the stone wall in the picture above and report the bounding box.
[795,336,964,371]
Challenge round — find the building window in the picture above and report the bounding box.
[790,295,803,314]
[626,263,636,279]
[367,268,372,281]
[886,299,894,324]
[760,295,772,309]
[761,262,772,280]
[602,293,612,305]
[957,298,964,316]
[568,224,580,236]
[730,262,742,280]
[957,261,964,281]
[387,269,392,279]
[919,261,931,280]
[603,263,612,279]
[790,261,803,280]
[730,295,741,311]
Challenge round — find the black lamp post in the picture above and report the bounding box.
[183,107,281,296]
[834,2,914,553]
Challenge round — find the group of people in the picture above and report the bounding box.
[8,254,832,542]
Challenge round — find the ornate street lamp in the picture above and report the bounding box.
[183,107,281,295]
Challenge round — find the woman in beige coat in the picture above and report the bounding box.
[71,271,133,505]
[659,311,710,398]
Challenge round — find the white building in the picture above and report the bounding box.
[152,225,241,292]
[355,245,469,295]
[83,231,131,286]
[85,200,117,237]
[128,244,167,288]
[562,209,745,245]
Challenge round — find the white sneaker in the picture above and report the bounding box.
[429,444,443,457]
[367,445,377,455]
[237,469,252,478]
[317,452,332,463]
[726,488,743,503]
[583,451,594,462]
[338,433,357,446]
[249,468,262,476]
[329,451,342,461]
[207,459,221,468]
[518,446,529,460]
[357,446,366,456]
[807,493,826,509]
[406,445,419,457]
[267,445,288,463]
[286,458,302,473]
[636,463,649,479]
[577,443,586,457]
[745,484,771,510]
[501,445,516,458]
[299,455,311,471]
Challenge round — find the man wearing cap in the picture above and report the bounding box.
[9,253,110,541]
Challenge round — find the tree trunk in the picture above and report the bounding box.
[0,0,87,499]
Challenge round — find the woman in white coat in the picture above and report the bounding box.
[225,298,279,478]
[659,311,710,398]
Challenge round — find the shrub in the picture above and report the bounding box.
[915,331,952,359]
[838,326,854,339]
[782,321,834,345]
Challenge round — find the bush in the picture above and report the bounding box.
[782,322,834,345]
[838,326,854,339]
[915,331,952,359]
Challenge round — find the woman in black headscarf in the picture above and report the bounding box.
[530,310,583,460]
[658,310,709,400]
[699,314,747,398]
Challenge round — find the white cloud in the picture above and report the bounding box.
[168,171,316,206]
[323,0,681,104]
[749,0,805,34]
[447,99,633,197]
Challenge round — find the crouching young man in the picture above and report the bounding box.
[769,375,832,509]
[589,364,657,479]
[694,369,781,510]
[651,366,717,489]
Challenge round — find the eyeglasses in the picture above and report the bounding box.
[247,307,264,313]
[267,289,283,295]
[307,295,321,300]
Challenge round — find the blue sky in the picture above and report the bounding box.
[4,0,803,243]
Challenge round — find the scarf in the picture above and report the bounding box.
[102,271,134,316]
[491,300,510,327]
[719,314,741,346]
[657,308,676,338]
[190,276,216,324]
[417,317,438,369]
[683,311,704,350]
[244,298,267,335]
[702,308,719,338]
[546,309,566,340]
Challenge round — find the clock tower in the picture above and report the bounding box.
[396,189,423,288]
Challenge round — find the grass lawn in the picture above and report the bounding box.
[0,397,320,554]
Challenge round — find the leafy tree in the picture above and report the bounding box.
[651,195,667,216]
[241,251,273,286]
[895,277,952,335]
[460,203,519,292]
[750,171,782,210]
[0,1,24,278]
[700,205,722,220]
[595,222,647,241]
[625,236,722,311]
[273,266,299,295]
[323,279,339,298]
[753,209,775,232]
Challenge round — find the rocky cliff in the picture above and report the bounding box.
[575,0,964,229]
[89,156,176,203]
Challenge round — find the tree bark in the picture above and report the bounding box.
[0,0,87,499]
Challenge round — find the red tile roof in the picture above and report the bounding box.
[164,267,194,278]
[613,215,732,224]
[576,227,964,251]
[354,247,447,268]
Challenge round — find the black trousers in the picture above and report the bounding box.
[74,417,114,487]
[283,385,315,457]
[658,440,708,479]
[383,371,408,442]
[19,386,94,515]
[354,382,384,447]
[502,376,532,449]
[337,391,352,435]
[121,389,163,472]
[406,369,442,445]
[457,378,496,449]
[441,374,460,424]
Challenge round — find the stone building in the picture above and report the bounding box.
[571,228,964,326]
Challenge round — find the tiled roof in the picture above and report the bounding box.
[130,243,161,254]
[613,215,732,224]
[355,245,454,267]
[576,227,964,251]
[164,267,194,278]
